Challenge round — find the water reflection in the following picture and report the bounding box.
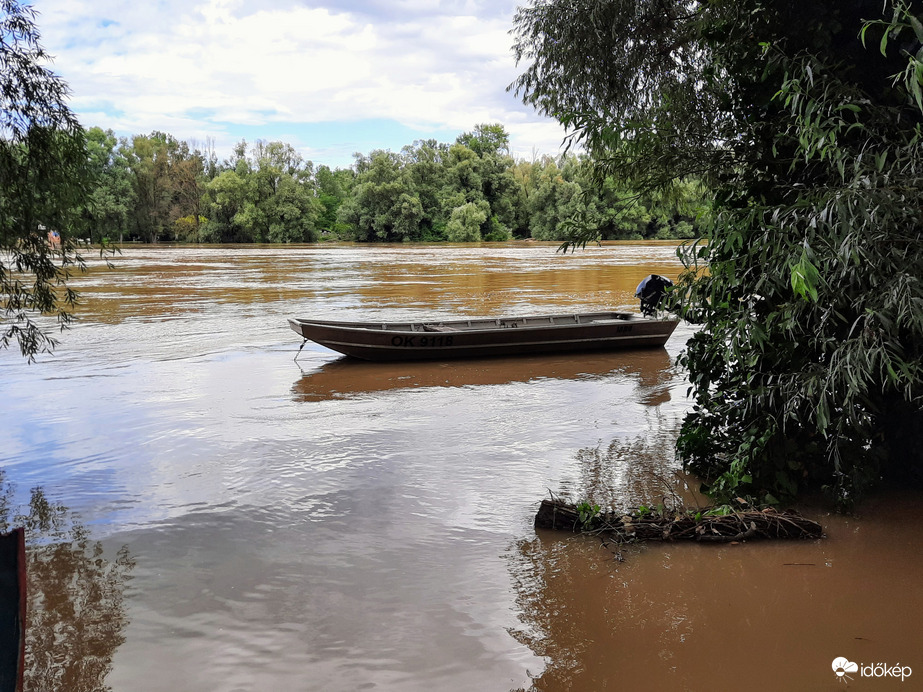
[292,348,674,402]
[556,433,702,512]
[0,474,134,692]
[510,449,923,690]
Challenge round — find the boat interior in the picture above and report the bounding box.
[296,311,639,333]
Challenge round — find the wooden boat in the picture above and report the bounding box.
[0,528,26,692]
[289,311,679,362]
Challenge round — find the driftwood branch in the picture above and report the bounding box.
[534,498,823,544]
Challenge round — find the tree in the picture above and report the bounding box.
[455,123,510,158]
[315,165,354,237]
[84,127,132,243]
[525,160,584,240]
[512,0,923,504]
[168,140,206,242]
[123,132,172,243]
[337,150,424,242]
[0,0,95,359]
[245,140,322,243]
[445,201,488,242]
[204,169,249,242]
[442,128,518,241]
[402,140,449,240]
[201,140,321,243]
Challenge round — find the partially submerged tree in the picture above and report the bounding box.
[512,0,923,504]
[1,0,94,359]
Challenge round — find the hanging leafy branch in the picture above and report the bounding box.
[513,0,923,507]
[0,0,96,360]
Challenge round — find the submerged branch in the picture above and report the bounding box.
[534,498,823,544]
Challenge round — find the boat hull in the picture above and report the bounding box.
[289,311,679,362]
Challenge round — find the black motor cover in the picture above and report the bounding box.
[635,274,673,316]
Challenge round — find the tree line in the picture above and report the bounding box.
[82,123,707,244]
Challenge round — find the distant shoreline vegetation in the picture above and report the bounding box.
[83,123,708,246]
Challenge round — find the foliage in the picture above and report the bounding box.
[445,201,487,242]
[83,127,132,243]
[512,0,923,505]
[575,500,601,530]
[174,215,208,241]
[0,0,100,359]
[337,150,423,241]
[202,139,322,243]
[78,119,705,245]
[315,164,355,237]
[66,118,708,246]
[123,132,172,243]
[455,123,510,158]
[525,160,583,240]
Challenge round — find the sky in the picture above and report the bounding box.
[29,0,568,169]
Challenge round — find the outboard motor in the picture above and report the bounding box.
[635,274,673,316]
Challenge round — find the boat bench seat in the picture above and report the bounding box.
[421,324,459,332]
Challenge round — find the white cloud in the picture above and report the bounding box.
[31,0,566,165]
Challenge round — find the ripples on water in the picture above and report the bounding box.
[2,243,919,691]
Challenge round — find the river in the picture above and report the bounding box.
[1,242,920,691]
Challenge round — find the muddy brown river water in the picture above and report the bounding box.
[1,242,920,691]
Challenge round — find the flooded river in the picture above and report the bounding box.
[1,243,920,691]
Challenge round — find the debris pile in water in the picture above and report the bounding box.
[534,498,824,544]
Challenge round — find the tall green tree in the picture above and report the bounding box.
[1,0,95,359]
[445,201,489,242]
[402,139,449,240]
[441,125,518,241]
[513,0,923,504]
[315,164,354,237]
[242,140,321,243]
[455,123,510,158]
[168,140,206,242]
[525,159,584,240]
[123,132,173,243]
[84,127,132,243]
[203,168,249,242]
[201,140,321,243]
[337,150,424,242]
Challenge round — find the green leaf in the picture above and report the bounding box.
[910,13,923,43]
[791,249,820,302]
